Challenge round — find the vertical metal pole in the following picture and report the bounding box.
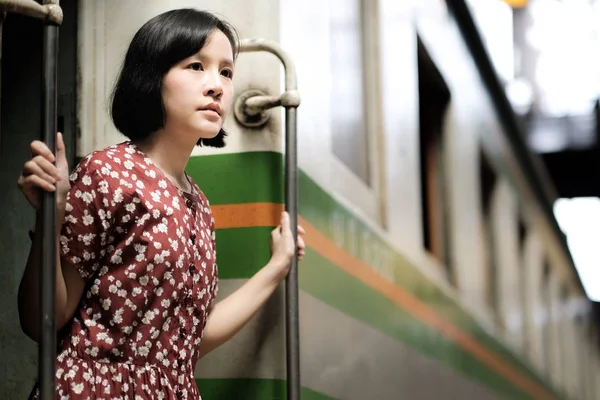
[233,39,302,400]
[0,0,62,397]
[40,15,59,400]
[284,106,300,400]
[0,12,4,152]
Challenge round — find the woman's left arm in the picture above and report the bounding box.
[197,211,305,358]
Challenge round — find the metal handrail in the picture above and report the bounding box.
[234,38,302,400]
[0,0,62,24]
[0,1,62,398]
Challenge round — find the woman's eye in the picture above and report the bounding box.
[189,62,203,71]
[221,69,233,78]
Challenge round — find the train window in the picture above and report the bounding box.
[327,0,383,223]
[541,260,552,375]
[518,216,527,249]
[517,215,530,350]
[558,285,568,387]
[417,37,452,281]
[329,0,369,184]
[574,314,587,396]
[479,149,499,324]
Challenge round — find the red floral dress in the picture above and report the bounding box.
[28,141,219,400]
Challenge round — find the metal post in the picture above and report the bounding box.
[0,1,63,398]
[40,8,59,398]
[283,106,299,400]
[232,39,301,400]
[0,11,5,151]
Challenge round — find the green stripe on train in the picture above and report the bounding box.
[196,379,335,400]
[187,151,284,204]
[188,151,562,400]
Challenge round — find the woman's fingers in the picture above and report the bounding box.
[23,157,58,184]
[23,174,56,192]
[297,235,305,250]
[30,140,55,163]
[34,155,60,180]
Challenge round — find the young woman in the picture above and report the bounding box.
[16,8,305,399]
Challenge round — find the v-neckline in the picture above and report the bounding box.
[128,141,198,199]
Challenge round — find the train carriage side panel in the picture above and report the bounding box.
[277,0,569,399]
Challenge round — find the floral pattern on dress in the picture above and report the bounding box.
[28,141,219,400]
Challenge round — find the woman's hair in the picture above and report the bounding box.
[110,9,239,148]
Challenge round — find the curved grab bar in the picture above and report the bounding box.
[236,38,302,400]
[238,38,299,92]
[0,0,63,24]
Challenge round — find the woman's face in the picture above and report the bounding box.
[161,29,235,143]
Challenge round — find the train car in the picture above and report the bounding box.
[1,0,599,399]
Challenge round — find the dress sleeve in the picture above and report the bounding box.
[59,162,115,283]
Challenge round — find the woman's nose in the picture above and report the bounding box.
[203,72,223,99]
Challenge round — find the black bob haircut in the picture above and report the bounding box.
[110,9,239,148]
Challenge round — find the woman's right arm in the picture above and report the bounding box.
[16,133,85,342]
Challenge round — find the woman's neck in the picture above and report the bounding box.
[134,131,194,191]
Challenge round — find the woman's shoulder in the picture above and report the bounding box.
[69,141,134,187]
[74,140,132,168]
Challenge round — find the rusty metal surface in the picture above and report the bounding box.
[0,0,62,25]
